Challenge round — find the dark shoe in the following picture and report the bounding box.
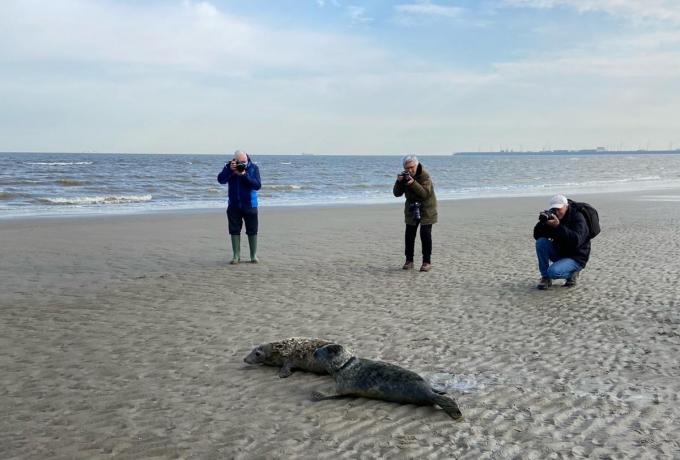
[402,261,414,270]
[537,277,552,290]
[564,272,579,288]
[419,263,432,272]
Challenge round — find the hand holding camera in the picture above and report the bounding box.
[539,209,560,227]
[398,170,414,185]
[230,160,247,174]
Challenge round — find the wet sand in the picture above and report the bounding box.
[2,191,680,458]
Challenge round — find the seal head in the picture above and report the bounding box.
[313,343,354,374]
[243,337,332,378]
[244,344,273,365]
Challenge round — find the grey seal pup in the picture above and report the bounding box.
[243,337,332,378]
[311,344,462,420]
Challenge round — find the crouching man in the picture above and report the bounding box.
[533,194,591,289]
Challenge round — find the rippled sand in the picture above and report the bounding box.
[2,191,680,458]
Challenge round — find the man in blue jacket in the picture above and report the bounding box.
[217,150,262,264]
[533,194,591,289]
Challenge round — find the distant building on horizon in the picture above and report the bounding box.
[454,147,680,156]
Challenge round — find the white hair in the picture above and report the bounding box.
[234,150,248,160]
[402,154,418,167]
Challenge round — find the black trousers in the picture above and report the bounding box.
[227,206,258,235]
[405,223,432,263]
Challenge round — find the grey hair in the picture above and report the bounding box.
[402,154,418,167]
[234,149,248,158]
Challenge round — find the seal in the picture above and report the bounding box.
[243,337,332,378]
[311,344,462,420]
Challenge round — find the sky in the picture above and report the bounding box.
[1,0,679,155]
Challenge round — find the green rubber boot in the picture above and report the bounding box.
[230,235,241,264]
[248,234,259,263]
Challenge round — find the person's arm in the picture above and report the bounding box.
[554,212,589,247]
[533,222,554,240]
[242,164,261,190]
[217,163,233,184]
[407,174,432,200]
[393,178,405,197]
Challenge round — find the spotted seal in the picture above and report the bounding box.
[243,337,332,378]
[311,344,462,420]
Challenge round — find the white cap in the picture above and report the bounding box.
[549,194,568,209]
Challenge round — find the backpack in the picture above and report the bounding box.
[568,199,600,239]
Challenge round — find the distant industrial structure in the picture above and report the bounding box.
[455,147,680,156]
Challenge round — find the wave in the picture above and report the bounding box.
[637,195,680,202]
[0,179,40,185]
[56,179,88,186]
[39,194,153,205]
[0,191,17,200]
[262,184,302,191]
[551,175,662,188]
[26,161,93,166]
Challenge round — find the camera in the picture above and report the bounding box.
[400,171,412,182]
[538,209,557,223]
[232,160,247,172]
[410,202,422,221]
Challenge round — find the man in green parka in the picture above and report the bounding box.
[393,155,438,272]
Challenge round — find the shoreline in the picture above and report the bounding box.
[2,185,680,223]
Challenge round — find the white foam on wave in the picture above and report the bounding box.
[40,194,153,205]
[528,175,663,190]
[26,161,93,166]
[636,195,680,202]
[262,184,303,191]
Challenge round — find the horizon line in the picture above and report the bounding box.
[3,149,680,156]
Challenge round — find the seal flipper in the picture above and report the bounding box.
[433,395,463,420]
[278,361,294,378]
[431,387,447,395]
[311,391,347,402]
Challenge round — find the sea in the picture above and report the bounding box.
[1,152,680,219]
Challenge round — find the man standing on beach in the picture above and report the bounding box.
[533,194,590,289]
[393,155,438,272]
[217,150,261,264]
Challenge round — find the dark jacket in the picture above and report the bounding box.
[533,205,591,267]
[217,158,261,209]
[393,163,438,225]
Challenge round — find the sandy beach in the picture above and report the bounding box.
[2,191,680,459]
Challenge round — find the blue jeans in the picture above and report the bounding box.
[535,238,582,280]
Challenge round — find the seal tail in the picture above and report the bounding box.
[433,395,463,420]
